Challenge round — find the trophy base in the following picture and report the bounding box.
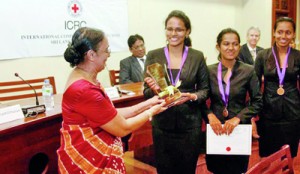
[164,91,182,107]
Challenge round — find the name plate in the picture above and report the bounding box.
[104,86,120,99]
[0,105,24,124]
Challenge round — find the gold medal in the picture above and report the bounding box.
[277,86,285,95]
[222,107,229,117]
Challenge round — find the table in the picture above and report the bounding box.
[0,94,63,174]
[0,82,147,173]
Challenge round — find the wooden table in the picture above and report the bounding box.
[0,82,148,174]
[112,82,145,107]
[0,94,63,174]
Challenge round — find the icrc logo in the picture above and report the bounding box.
[67,0,82,18]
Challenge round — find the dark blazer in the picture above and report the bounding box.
[254,47,300,120]
[143,47,209,130]
[203,61,262,124]
[119,56,144,84]
[239,44,264,65]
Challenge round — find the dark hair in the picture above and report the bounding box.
[185,37,192,47]
[274,17,296,32]
[64,27,105,67]
[127,34,144,48]
[216,28,241,60]
[165,10,191,46]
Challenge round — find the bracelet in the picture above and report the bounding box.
[145,110,153,121]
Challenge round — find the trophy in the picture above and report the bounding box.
[146,63,182,107]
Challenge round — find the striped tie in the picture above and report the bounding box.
[251,49,256,59]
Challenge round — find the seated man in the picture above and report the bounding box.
[120,34,146,84]
[238,26,264,65]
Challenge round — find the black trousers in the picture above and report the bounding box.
[206,154,249,174]
[152,126,202,174]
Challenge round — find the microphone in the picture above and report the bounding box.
[14,73,46,115]
[15,73,39,105]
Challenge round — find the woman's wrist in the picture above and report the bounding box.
[190,94,198,101]
[145,110,153,121]
[207,113,215,119]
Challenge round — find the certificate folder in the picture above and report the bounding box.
[206,124,252,155]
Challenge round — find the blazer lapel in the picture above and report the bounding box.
[132,57,144,81]
[181,48,191,81]
[245,46,254,64]
[131,57,142,72]
[287,49,295,70]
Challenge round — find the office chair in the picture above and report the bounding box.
[245,144,294,174]
[0,76,56,102]
[109,70,120,86]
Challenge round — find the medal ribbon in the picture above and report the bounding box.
[218,62,232,108]
[272,46,291,86]
[164,46,189,86]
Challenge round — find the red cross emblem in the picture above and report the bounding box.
[71,4,79,13]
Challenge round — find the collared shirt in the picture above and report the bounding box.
[136,55,146,71]
[247,44,257,59]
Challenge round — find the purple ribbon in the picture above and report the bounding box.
[218,62,232,107]
[272,46,291,86]
[164,46,189,86]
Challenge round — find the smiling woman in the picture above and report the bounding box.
[57,27,167,174]
[143,10,209,174]
[203,28,262,174]
[254,17,300,169]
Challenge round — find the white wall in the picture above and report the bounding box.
[0,0,274,94]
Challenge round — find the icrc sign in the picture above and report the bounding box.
[0,0,128,60]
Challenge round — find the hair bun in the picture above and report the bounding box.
[64,44,81,66]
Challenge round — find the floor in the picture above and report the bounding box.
[124,141,300,174]
[124,151,157,174]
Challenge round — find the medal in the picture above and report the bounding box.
[218,62,232,118]
[223,107,229,117]
[277,85,285,95]
[272,46,290,96]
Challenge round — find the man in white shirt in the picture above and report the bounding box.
[238,26,264,65]
[120,34,146,84]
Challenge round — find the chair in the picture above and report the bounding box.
[0,76,56,102]
[246,144,294,174]
[109,70,120,86]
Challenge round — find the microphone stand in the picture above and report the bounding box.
[14,73,46,115]
[15,73,39,106]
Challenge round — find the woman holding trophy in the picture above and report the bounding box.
[143,10,209,174]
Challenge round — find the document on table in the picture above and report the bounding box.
[206,124,252,155]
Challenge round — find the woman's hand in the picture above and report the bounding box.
[208,113,223,135]
[146,95,165,107]
[173,92,197,106]
[223,117,240,135]
[251,117,260,139]
[144,77,160,93]
[150,103,167,115]
[146,95,167,118]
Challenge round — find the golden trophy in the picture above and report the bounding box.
[146,63,182,107]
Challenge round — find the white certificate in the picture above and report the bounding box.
[206,124,252,155]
